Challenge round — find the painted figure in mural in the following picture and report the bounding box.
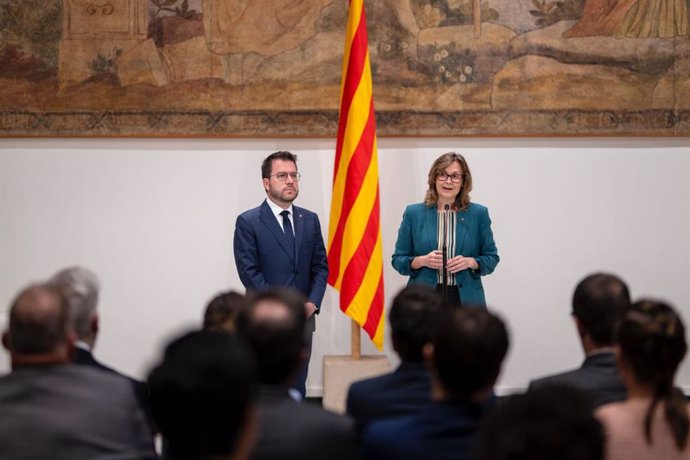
[564,0,688,38]
[202,0,334,83]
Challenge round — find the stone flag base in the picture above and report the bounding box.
[322,355,391,414]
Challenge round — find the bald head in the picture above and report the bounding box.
[3,284,74,367]
[236,289,307,386]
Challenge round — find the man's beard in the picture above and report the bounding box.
[269,186,298,204]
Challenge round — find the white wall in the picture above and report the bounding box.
[1,137,689,395]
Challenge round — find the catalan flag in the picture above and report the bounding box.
[327,0,384,350]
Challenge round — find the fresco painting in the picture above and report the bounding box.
[0,0,689,136]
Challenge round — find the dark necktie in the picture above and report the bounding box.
[280,210,295,256]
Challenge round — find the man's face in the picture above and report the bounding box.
[263,159,299,208]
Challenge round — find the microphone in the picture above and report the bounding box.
[442,204,449,302]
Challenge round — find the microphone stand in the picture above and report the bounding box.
[442,204,449,303]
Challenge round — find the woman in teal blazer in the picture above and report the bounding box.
[392,152,499,307]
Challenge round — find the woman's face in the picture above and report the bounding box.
[435,161,464,203]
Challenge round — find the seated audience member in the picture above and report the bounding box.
[347,285,442,430]
[597,300,690,460]
[0,283,156,460]
[473,384,605,460]
[50,266,154,427]
[361,308,510,460]
[148,330,257,460]
[203,290,248,332]
[529,273,630,407]
[236,289,358,460]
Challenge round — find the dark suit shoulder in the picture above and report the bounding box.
[254,396,356,460]
[349,371,399,396]
[362,401,483,460]
[0,365,141,408]
[291,205,318,217]
[260,397,354,432]
[347,365,431,430]
[529,367,587,390]
[528,354,626,407]
[349,366,428,403]
[237,204,264,220]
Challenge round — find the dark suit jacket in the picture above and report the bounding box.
[74,347,155,431]
[346,362,431,431]
[74,346,124,374]
[234,200,328,321]
[528,351,627,408]
[361,398,491,460]
[392,202,499,306]
[250,386,358,460]
[0,365,156,460]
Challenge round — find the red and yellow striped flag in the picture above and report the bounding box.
[327,0,384,350]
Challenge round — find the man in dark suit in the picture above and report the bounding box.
[361,308,509,460]
[50,266,129,375]
[474,384,605,460]
[528,272,630,407]
[0,283,156,460]
[234,150,328,398]
[347,285,442,430]
[148,330,258,460]
[50,266,153,426]
[237,289,357,460]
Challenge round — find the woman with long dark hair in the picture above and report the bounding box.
[597,300,690,460]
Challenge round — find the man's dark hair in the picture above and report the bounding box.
[474,384,604,460]
[432,308,509,399]
[236,289,307,386]
[261,151,298,179]
[203,291,247,332]
[390,285,443,362]
[147,330,256,460]
[8,284,70,354]
[572,273,631,346]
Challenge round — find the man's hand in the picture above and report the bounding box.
[305,302,317,317]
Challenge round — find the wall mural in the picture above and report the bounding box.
[1,0,689,136]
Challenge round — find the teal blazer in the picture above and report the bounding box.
[392,202,499,307]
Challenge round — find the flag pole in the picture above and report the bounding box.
[351,320,361,359]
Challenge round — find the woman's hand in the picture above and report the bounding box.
[447,256,478,274]
[411,250,443,270]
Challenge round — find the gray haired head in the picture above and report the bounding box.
[49,266,100,340]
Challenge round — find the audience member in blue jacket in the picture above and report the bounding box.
[392,152,499,307]
[347,285,443,431]
[361,308,509,460]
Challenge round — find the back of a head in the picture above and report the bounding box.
[572,273,630,346]
[6,283,71,356]
[147,330,256,460]
[619,299,687,388]
[474,385,605,460]
[50,266,100,340]
[432,308,509,399]
[618,299,689,450]
[236,289,307,386]
[390,285,443,363]
[203,291,247,332]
